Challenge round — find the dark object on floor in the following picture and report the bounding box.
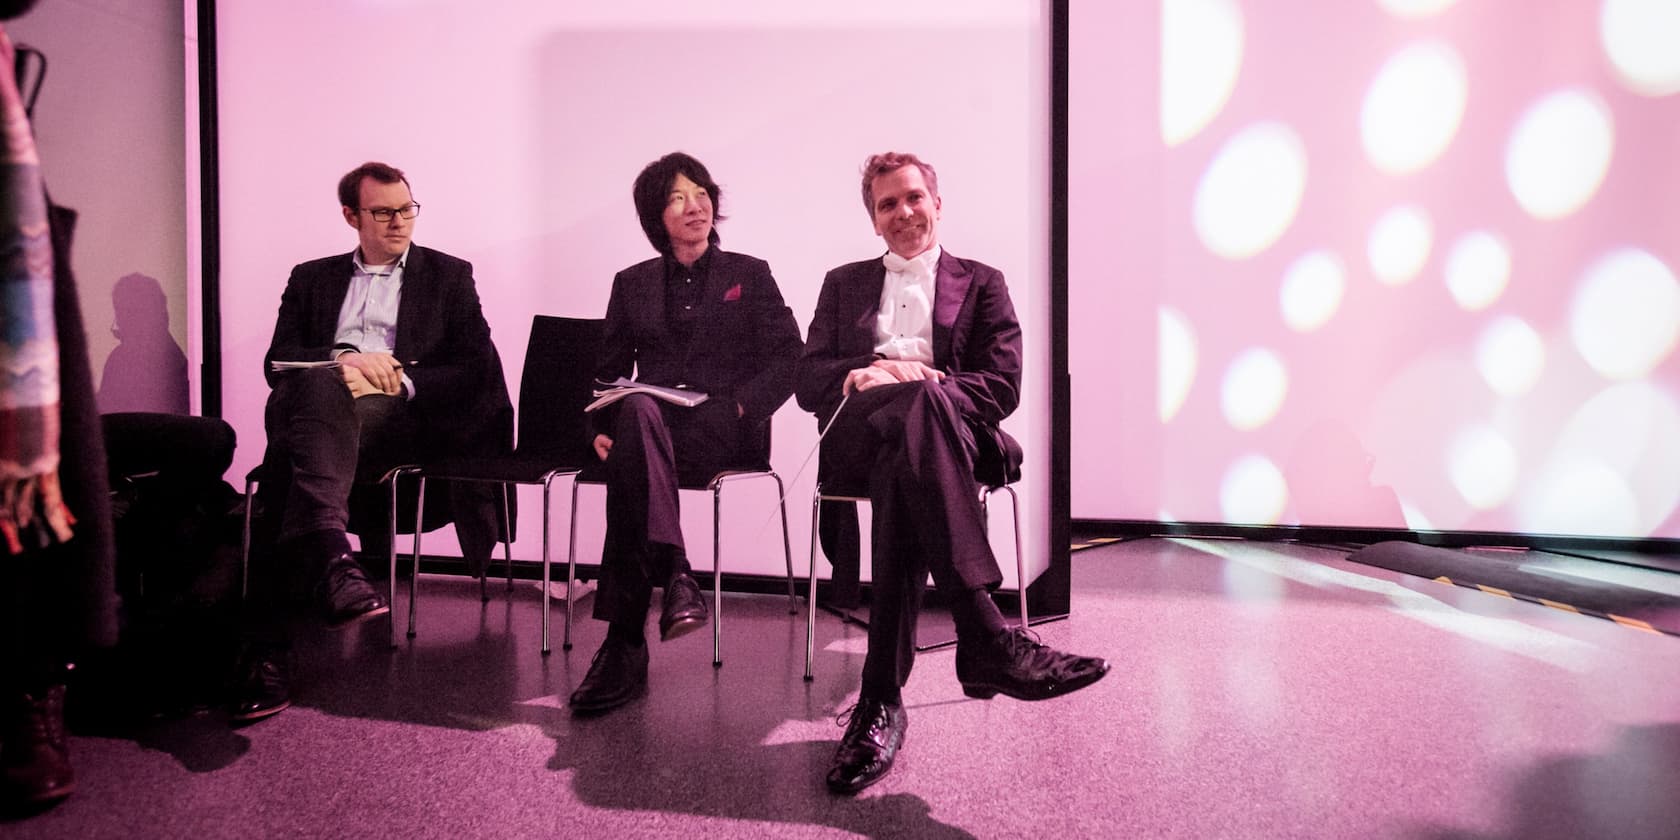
[658,573,708,642]
[1,684,75,806]
[96,413,244,720]
[568,637,649,714]
[826,697,907,795]
[955,627,1111,701]
[1349,541,1680,635]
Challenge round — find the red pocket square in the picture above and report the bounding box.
[723,283,742,302]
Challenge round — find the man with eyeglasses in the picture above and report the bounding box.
[236,161,513,723]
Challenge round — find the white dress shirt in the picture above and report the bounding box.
[336,247,415,398]
[873,245,940,364]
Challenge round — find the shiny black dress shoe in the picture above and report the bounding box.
[568,637,649,714]
[1,685,75,805]
[317,552,390,628]
[955,627,1110,701]
[229,648,291,724]
[658,573,709,642]
[825,697,907,795]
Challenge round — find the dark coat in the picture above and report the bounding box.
[593,249,803,433]
[262,244,514,553]
[795,248,1023,454]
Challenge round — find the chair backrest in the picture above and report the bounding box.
[513,315,604,468]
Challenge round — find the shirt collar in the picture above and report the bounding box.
[664,245,714,280]
[884,244,941,277]
[353,245,410,275]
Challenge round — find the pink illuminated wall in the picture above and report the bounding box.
[213,4,1051,583]
[1072,1,1680,540]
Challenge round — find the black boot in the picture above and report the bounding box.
[1,684,75,806]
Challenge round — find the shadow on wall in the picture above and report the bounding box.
[1286,419,1405,528]
[99,272,188,414]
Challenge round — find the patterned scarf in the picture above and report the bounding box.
[0,26,73,553]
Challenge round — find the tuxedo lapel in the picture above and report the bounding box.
[931,249,972,368]
[850,261,887,349]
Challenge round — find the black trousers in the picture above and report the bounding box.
[592,393,741,626]
[818,381,1002,695]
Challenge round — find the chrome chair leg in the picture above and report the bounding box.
[804,487,822,682]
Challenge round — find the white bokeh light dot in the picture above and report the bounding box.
[1377,0,1460,19]
[1444,231,1511,311]
[1221,348,1288,430]
[1280,250,1346,332]
[1448,426,1519,510]
[1571,248,1680,380]
[1361,41,1468,174]
[1161,0,1245,146]
[1367,205,1433,285]
[1220,454,1289,524]
[1193,122,1309,260]
[1601,0,1680,96]
[1506,88,1614,220]
[1475,316,1545,396]
[1520,455,1639,537]
[1548,383,1680,535]
[1159,307,1198,424]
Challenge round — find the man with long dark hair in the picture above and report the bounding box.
[567,152,801,714]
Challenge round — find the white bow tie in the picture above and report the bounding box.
[883,251,933,277]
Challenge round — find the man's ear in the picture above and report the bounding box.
[342,205,359,229]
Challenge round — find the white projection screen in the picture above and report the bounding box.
[210,4,1056,591]
[1071,1,1680,543]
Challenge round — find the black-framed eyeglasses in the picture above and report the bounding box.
[361,203,421,222]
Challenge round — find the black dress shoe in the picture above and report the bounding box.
[229,648,291,724]
[317,552,390,628]
[826,697,907,795]
[568,637,649,714]
[658,573,709,642]
[1,685,75,805]
[955,627,1110,701]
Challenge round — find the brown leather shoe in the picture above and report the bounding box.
[2,685,75,806]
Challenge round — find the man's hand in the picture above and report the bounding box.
[843,359,947,394]
[870,358,945,383]
[339,351,404,395]
[341,365,383,399]
[593,434,613,461]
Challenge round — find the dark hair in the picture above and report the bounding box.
[337,161,411,209]
[632,152,725,255]
[860,151,939,214]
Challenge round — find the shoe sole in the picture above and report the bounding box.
[959,661,1111,701]
[659,614,708,642]
[327,603,390,630]
[229,698,292,724]
[827,766,892,795]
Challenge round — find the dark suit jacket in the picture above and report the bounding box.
[593,249,802,441]
[262,244,514,547]
[795,248,1023,454]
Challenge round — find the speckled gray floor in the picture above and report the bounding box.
[7,538,1679,839]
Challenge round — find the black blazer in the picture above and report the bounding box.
[262,244,513,461]
[593,249,802,433]
[261,244,515,551]
[796,248,1023,433]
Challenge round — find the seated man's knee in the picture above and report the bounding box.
[613,393,665,429]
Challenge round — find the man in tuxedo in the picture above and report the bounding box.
[237,161,512,722]
[566,152,802,714]
[796,152,1109,794]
